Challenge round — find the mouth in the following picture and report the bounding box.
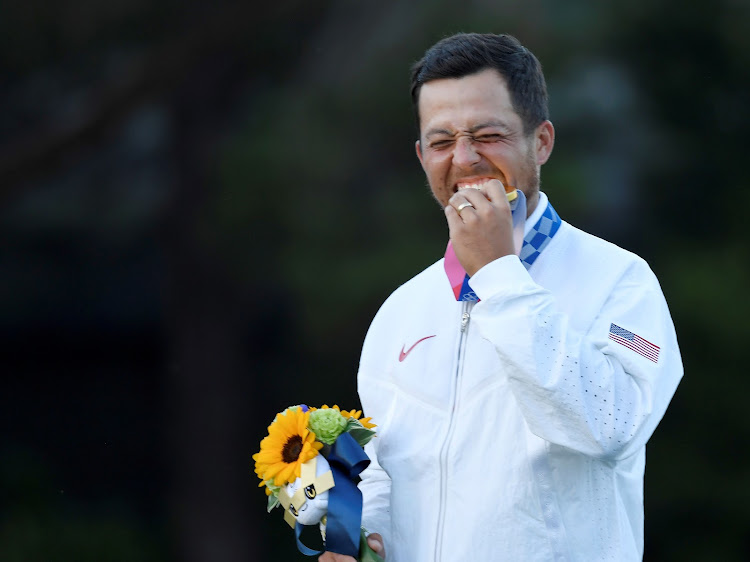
[453,177,515,194]
[454,177,494,193]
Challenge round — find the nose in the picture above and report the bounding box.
[452,136,481,168]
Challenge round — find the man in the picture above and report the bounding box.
[321,32,682,561]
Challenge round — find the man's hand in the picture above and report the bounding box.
[318,533,385,561]
[445,179,515,277]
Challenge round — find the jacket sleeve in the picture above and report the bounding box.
[356,299,395,548]
[358,429,392,546]
[468,254,683,460]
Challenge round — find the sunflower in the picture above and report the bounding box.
[253,463,275,496]
[252,407,323,488]
[313,404,377,430]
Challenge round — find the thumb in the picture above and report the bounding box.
[366,533,385,556]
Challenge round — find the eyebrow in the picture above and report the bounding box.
[424,121,512,139]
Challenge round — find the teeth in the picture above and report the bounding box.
[459,182,486,190]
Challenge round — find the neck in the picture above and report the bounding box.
[525,190,539,218]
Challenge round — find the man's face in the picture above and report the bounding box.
[415,68,553,216]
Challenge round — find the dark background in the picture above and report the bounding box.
[1,1,748,560]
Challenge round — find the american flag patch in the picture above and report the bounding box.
[609,324,660,363]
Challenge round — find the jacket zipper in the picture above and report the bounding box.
[434,300,472,561]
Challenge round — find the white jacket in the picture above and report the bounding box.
[357,193,683,561]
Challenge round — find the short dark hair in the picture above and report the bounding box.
[410,33,549,135]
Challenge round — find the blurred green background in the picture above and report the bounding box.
[1,1,748,560]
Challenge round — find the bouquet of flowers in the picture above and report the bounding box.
[252,404,383,561]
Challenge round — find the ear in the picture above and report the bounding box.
[415,139,425,169]
[535,120,555,166]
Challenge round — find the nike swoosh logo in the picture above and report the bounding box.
[399,335,436,362]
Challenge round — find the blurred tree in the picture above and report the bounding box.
[1,0,748,560]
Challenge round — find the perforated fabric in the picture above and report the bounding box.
[357,193,682,562]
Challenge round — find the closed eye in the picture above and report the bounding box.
[476,134,503,142]
[429,139,454,149]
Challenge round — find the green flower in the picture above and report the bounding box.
[309,408,348,445]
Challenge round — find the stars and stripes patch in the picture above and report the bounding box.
[609,323,660,363]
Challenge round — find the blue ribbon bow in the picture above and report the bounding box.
[295,432,370,557]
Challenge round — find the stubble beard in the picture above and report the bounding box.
[519,147,542,217]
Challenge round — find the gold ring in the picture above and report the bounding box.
[456,202,474,213]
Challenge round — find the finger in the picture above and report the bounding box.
[480,179,511,208]
[367,533,385,557]
[447,194,477,222]
[445,202,465,232]
[451,186,488,209]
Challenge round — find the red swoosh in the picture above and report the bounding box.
[399,335,436,362]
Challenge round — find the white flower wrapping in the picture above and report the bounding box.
[279,454,334,531]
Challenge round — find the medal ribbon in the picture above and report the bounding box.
[444,192,561,301]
